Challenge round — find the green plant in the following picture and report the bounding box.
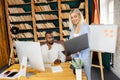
[70,58,83,69]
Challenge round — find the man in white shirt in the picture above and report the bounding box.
[41,31,66,64]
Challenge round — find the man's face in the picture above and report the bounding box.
[45,33,54,45]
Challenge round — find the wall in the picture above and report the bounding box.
[111,0,120,78]
[100,0,120,78]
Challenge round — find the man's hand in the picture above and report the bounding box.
[54,59,61,64]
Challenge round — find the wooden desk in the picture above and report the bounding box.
[1,62,87,80]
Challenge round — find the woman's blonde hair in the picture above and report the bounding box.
[68,9,85,29]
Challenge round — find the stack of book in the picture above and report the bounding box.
[37,31,46,37]
[62,21,69,27]
[36,23,56,29]
[61,0,73,1]
[62,30,70,36]
[35,5,52,12]
[18,32,33,38]
[62,13,69,19]
[37,31,59,37]
[52,31,60,36]
[61,4,70,10]
[12,24,32,30]
[11,34,18,39]
[8,8,25,13]
[63,38,69,41]
[79,2,85,9]
[34,0,57,3]
[8,0,25,5]
[35,14,58,20]
[9,15,32,22]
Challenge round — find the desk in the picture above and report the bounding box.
[1,62,87,80]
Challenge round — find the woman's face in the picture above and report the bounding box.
[70,12,80,25]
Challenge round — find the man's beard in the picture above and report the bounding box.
[49,41,54,45]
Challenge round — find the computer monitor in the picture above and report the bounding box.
[15,41,45,71]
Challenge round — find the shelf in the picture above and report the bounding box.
[38,35,60,39]
[19,29,33,31]
[63,27,69,29]
[62,8,85,12]
[36,19,58,22]
[9,11,31,15]
[10,20,32,24]
[8,2,31,7]
[17,38,34,41]
[62,18,69,20]
[63,35,70,37]
[61,0,84,3]
[35,10,58,13]
[35,1,57,5]
[37,27,59,30]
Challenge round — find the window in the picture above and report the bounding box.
[100,0,114,24]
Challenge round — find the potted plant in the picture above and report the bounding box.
[70,58,83,80]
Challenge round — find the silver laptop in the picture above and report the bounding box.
[64,33,89,55]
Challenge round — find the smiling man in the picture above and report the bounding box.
[41,31,66,64]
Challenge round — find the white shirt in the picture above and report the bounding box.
[41,43,66,63]
[74,33,79,37]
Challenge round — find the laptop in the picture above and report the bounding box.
[64,33,89,55]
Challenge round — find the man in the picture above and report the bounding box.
[41,31,66,64]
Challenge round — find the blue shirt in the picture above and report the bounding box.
[69,23,90,59]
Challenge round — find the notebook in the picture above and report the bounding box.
[51,66,63,73]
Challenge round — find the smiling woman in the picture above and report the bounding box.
[68,9,91,80]
[0,0,9,69]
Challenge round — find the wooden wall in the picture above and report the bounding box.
[0,0,9,69]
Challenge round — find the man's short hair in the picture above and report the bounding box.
[45,31,53,37]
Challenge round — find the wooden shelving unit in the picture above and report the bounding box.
[4,0,89,64]
[5,0,89,44]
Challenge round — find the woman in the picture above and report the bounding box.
[69,9,91,80]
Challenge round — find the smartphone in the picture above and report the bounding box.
[4,71,11,75]
[7,72,18,77]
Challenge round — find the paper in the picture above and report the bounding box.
[51,66,63,73]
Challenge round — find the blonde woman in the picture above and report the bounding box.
[69,9,91,80]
